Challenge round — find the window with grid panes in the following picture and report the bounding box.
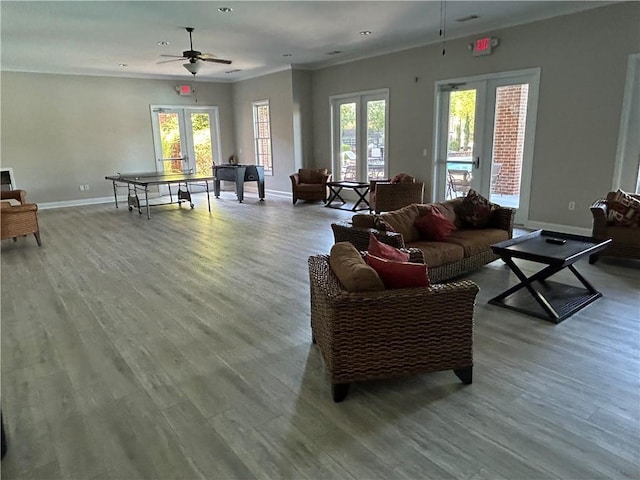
[252,100,273,175]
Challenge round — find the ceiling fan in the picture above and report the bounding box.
[159,27,232,76]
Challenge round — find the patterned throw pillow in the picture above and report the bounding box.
[455,189,497,228]
[607,189,640,227]
[366,254,430,289]
[367,233,410,262]
[414,207,457,241]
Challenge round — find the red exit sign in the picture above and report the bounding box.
[470,36,498,56]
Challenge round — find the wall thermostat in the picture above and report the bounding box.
[468,37,499,56]
[175,85,194,96]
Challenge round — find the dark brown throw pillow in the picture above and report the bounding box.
[456,189,497,228]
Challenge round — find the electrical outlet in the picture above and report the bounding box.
[568,201,575,211]
[84,184,90,191]
[79,185,85,191]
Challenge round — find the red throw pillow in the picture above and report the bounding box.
[414,208,456,241]
[366,254,430,289]
[368,233,410,262]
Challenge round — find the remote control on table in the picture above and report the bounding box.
[546,237,566,245]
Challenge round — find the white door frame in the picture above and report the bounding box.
[432,68,540,225]
[612,53,640,193]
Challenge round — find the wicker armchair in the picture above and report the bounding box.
[589,192,640,263]
[290,168,332,204]
[369,178,424,213]
[1,190,42,246]
[308,251,479,402]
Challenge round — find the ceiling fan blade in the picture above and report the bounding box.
[160,54,187,58]
[200,57,232,65]
[157,58,185,64]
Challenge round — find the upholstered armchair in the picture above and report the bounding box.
[1,190,42,246]
[369,173,424,213]
[290,168,332,204]
[589,191,640,263]
[308,250,478,402]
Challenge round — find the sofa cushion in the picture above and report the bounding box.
[329,242,385,292]
[414,208,457,241]
[299,168,327,184]
[445,228,510,257]
[407,241,465,267]
[455,189,498,228]
[366,254,430,289]
[607,189,640,227]
[380,204,421,242]
[368,233,410,262]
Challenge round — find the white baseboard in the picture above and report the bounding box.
[522,220,591,237]
[39,196,122,210]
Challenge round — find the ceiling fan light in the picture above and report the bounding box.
[183,62,201,75]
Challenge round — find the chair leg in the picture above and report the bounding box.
[454,366,473,385]
[589,254,599,264]
[332,383,350,402]
[292,197,297,205]
[34,231,42,246]
[12,237,17,242]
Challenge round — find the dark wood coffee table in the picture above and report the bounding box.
[326,181,370,212]
[489,230,611,323]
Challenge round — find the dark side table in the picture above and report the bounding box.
[489,230,611,323]
[326,181,370,212]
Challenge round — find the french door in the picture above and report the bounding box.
[331,90,389,182]
[150,106,221,177]
[434,69,540,225]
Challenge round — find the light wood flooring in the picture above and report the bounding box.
[2,192,639,479]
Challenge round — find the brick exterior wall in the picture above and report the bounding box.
[491,84,528,195]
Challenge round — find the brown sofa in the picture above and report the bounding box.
[332,197,515,283]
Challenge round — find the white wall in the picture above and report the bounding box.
[311,2,640,229]
[0,73,235,204]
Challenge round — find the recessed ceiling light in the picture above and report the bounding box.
[456,14,479,22]
[218,7,233,13]
[118,63,128,67]
[360,31,372,36]
[282,53,292,57]
[157,41,170,46]
[326,50,342,56]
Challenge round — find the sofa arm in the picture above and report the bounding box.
[0,190,26,204]
[1,203,38,213]
[489,206,515,238]
[590,199,608,238]
[331,221,405,252]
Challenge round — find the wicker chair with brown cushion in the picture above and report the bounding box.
[589,191,640,263]
[290,168,332,204]
[369,174,424,213]
[1,190,42,246]
[308,250,479,402]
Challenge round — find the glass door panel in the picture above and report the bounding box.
[445,88,477,199]
[157,111,185,174]
[190,112,214,176]
[366,99,386,180]
[488,84,529,208]
[339,102,357,181]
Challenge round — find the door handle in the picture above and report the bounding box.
[473,157,480,169]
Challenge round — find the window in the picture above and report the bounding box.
[253,100,273,175]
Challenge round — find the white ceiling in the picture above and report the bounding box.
[1,1,613,83]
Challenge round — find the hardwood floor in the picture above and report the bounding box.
[2,192,639,479]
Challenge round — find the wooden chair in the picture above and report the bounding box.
[1,190,42,246]
[308,251,479,402]
[290,168,332,204]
